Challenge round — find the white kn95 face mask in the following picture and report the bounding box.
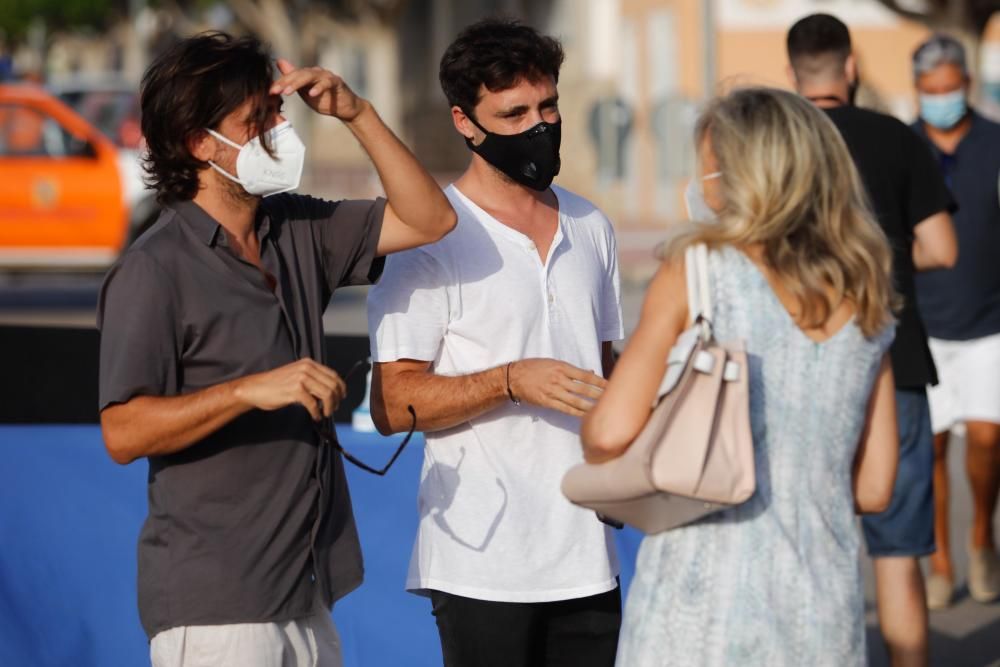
[206,120,306,197]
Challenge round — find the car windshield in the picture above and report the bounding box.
[58,89,141,149]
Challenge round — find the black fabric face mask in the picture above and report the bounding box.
[465,114,562,191]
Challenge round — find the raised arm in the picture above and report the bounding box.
[852,354,899,514]
[344,102,457,255]
[271,59,456,256]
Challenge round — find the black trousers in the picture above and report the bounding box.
[430,586,621,667]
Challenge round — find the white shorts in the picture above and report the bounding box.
[927,332,1000,434]
[150,603,342,667]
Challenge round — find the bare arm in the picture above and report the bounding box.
[371,360,506,434]
[852,354,899,514]
[102,382,250,465]
[912,211,957,271]
[372,358,608,435]
[583,259,688,463]
[271,60,456,256]
[101,358,346,465]
[345,104,457,255]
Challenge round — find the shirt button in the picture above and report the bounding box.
[526,242,536,251]
[548,293,555,304]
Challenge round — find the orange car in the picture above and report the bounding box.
[0,84,154,270]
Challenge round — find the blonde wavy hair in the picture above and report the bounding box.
[663,87,899,337]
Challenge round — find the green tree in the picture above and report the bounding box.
[155,0,411,166]
[874,0,996,38]
[0,0,124,41]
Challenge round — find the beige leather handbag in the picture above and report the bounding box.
[562,244,755,534]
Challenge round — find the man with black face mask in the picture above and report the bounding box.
[787,14,957,667]
[366,18,623,667]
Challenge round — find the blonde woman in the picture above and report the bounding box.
[582,88,900,666]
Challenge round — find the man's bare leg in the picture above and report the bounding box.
[965,422,1000,550]
[929,432,952,580]
[964,421,1000,603]
[926,431,953,609]
[874,556,929,667]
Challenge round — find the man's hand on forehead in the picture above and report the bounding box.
[269,58,367,123]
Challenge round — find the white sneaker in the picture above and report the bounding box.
[968,544,1000,603]
[926,572,954,610]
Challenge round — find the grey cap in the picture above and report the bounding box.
[913,34,968,79]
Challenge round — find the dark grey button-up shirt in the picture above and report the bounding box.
[97,194,385,639]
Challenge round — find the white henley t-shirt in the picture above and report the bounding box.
[367,184,624,602]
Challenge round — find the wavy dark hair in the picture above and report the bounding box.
[439,18,564,120]
[140,32,275,203]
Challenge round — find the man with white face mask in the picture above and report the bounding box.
[97,32,455,667]
[910,34,1000,612]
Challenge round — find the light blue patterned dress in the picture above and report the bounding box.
[617,246,894,667]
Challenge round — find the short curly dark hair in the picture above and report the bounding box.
[439,18,564,119]
[140,32,275,204]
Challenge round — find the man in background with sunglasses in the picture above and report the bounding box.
[97,32,455,667]
[368,19,623,666]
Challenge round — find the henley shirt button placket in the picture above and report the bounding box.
[546,271,556,312]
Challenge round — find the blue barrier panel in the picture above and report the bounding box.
[0,426,642,666]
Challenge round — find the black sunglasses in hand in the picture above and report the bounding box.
[313,357,418,476]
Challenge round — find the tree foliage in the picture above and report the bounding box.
[0,0,126,40]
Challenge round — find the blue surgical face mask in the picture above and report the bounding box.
[919,89,968,130]
[684,171,722,222]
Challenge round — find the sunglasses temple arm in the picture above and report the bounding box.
[344,357,373,383]
[377,405,418,474]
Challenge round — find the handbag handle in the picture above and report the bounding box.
[684,243,712,341]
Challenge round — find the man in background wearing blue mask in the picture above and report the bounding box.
[97,31,455,667]
[910,34,1000,612]
[367,18,624,666]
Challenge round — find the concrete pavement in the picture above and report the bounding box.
[863,433,1000,666]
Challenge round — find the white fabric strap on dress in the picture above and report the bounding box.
[695,243,712,325]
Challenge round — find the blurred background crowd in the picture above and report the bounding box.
[1,0,998,284]
[3,3,1000,665]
